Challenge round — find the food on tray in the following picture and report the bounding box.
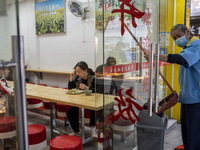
[66,89,83,94]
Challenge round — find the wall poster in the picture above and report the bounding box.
[35,0,66,34]
[95,0,145,30]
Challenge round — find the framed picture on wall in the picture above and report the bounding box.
[95,0,145,30]
[35,0,66,34]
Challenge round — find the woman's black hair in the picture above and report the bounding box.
[106,57,116,66]
[74,61,95,75]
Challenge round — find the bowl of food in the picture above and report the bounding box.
[84,90,92,96]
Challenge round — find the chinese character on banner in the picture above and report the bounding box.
[111,0,145,35]
[143,36,151,50]
[143,8,151,25]
[110,89,143,124]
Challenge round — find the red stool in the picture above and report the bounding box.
[0,116,16,139]
[27,98,43,109]
[27,84,47,110]
[110,111,134,142]
[84,109,90,124]
[51,86,59,88]
[43,101,51,113]
[36,84,50,113]
[56,88,71,125]
[28,124,47,150]
[43,86,59,113]
[56,103,71,119]
[38,84,47,86]
[50,135,82,150]
[26,83,43,109]
[174,145,184,150]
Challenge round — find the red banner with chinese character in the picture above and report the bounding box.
[104,61,171,74]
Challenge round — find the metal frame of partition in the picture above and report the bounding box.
[0,37,29,150]
[101,0,165,149]
[12,35,29,150]
[0,0,29,147]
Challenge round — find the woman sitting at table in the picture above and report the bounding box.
[67,61,97,137]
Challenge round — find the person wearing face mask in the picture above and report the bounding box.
[144,24,200,150]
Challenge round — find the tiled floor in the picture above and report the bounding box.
[0,110,183,150]
[26,110,183,150]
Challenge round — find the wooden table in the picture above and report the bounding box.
[26,68,71,75]
[8,81,115,143]
[25,68,71,80]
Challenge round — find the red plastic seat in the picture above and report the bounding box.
[84,109,90,124]
[43,101,51,113]
[27,83,47,110]
[56,103,71,119]
[27,98,43,109]
[51,86,59,88]
[43,86,58,113]
[26,83,43,109]
[110,111,134,142]
[38,84,47,86]
[28,124,47,150]
[56,87,71,119]
[174,145,184,150]
[37,84,49,112]
[50,135,82,150]
[0,116,16,139]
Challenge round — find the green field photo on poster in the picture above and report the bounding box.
[35,0,66,34]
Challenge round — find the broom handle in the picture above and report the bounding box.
[158,71,174,93]
[124,23,175,93]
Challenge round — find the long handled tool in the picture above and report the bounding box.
[123,23,178,115]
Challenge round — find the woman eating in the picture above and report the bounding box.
[66,61,97,137]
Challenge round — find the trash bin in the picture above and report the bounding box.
[135,110,167,150]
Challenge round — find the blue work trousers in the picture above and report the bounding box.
[181,103,200,150]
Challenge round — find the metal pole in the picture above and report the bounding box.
[50,102,56,138]
[139,37,143,83]
[148,43,155,116]
[12,35,29,150]
[154,44,160,113]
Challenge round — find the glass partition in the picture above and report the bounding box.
[0,0,28,149]
[95,0,169,149]
[0,0,17,148]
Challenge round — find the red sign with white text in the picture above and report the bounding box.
[104,61,171,74]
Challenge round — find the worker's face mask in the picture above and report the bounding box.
[175,36,188,47]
